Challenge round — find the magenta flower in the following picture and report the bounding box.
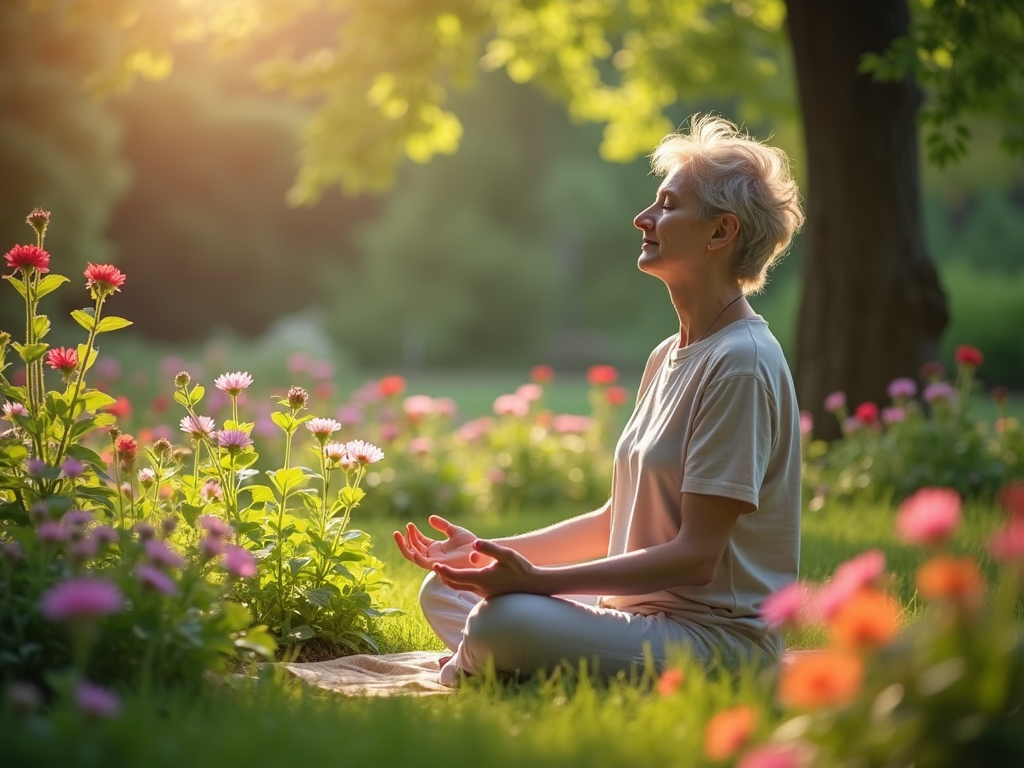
[68,538,98,562]
[760,581,812,629]
[881,406,906,425]
[74,680,121,718]
[61,509,94,527]
[214,371,253,396]
[92,525,118,546]
[736,743,804,768]
[989,519,1024,563]
[198,514,233,539]
[841,416,861,435]
[887,377,917,401]
[26,459,46,478]
[145,539,186,569]
[896,487,961,546]
[306,417,341,441]
[199,535,225,560]
[224,544,257,579]
[180,414,216,439]
[923,381,956,404]
[132,521,156,541]
[493,394,529,418]
[217,429,252,453]
[799,411,813,438]
[136,564,177,595]
[40,578,124,621]
[343,439,384,465]
[823,391,846,414]
[60,457,85,479]
[200,478,224,503]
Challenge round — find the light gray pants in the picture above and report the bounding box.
[418,572,728,685]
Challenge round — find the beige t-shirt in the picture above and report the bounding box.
[600,317,801,659]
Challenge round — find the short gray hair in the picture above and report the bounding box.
[651,115,805,293]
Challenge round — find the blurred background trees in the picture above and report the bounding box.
[0,0,1021,403]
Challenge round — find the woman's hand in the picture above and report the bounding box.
[432,539,542,599]
[393,515,493,571]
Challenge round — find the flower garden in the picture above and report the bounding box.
[3,211,1024,767]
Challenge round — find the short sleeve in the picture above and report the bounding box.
[681,374,775,510]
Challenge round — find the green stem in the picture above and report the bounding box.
[276,488,292,640]
[52,295,105,467]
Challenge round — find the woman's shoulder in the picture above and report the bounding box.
[708,318,788,379]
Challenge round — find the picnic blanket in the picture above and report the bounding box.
[281,651,452,697]
[281,649,814,698]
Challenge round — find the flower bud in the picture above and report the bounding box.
[174,371,191,388]
[287,386,309,411]
[26,208,50,241]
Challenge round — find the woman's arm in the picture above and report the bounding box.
[432,493,747,598]
[492,501,611,566]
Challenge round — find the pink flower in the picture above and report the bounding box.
[989,519,1024,563]
[40,578,124,621]
[434,397,457,418]
[60,457,85,479]
[217,429,252,453]
[323,441,349,463]
[760,581,812,629]
[198,514,233,539]
[2,400,27,419]
[136,564,177,594]
[811,550,886,620]
[84,263,126,296]
[881,406,906,425]
[923,381,956,404]
[200,478,223,502]
[516,383,543,403]
[287,351,310,375]
[199,535,225,560]
[737,743,805,768]
[493,394,529,418]
[378,375,406,398]
[896,487,961,546]
[823,391,846,413]
[62,509,93,527]
[344,439,384,465]
[213,371,253,396]
[114,434,138,462]
[145,539,185,569]
[37,521,67,544]
[379,423,400,441]
[841,417,861,435]
[855,402,879,425]
[335,405,363,426]
[138,467,156,485]
[46,347,79,376]
[132,521,156,541]
[403,395,435,421]
[68,538,98,562]
[310,359,334,380]
[553,414,590,434]
[180,414,216,439]
[799,411,813,438]
[306,417,341,440]
[92,525,118,545]
[409,436,433,455]
[4,244,50,273]
[887,377,917,401]
[224,544,256,579]
[74,680,121,718]
[530,364,554,384]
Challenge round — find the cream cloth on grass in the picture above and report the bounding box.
[281,651,452,697]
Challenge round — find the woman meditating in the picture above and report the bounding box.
[394,115,805,686]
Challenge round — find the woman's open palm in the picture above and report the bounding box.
[393,515,493,571]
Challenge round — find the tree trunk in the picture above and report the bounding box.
[784,0,948,439]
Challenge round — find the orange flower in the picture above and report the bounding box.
[657,668,684,696]
[917,556,985,605]
[378,375,406,398]
[830,588,901,649]
[778,649,863,709]
[704,704,759,760]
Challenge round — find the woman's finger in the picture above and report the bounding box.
[394,531,430,569]
[472,539,516,562]
[428,515,455,536]
[407,522,432,551]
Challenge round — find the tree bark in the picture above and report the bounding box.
[784,0,948,438]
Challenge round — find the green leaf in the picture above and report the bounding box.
[0,385,27,402]
[338,485,366,508]
[76,344,98,374]
[234,626,276,659]
[79,390,116,412]
[5,276,27,299]
[268,467,306,496]
[71,308,96,332]
[33,314,50,340]
[240,484,277,503]
[14,342,48,364]
[271,411,294,431]
[95,316,132,333]
[180,502,205,528]
[305,586,339,608]
[286,624,315,642]
[35,273,69,300]
[44,391,69,419]
[173,390,190,408]
[288,557,312,575]
[190,385,205,407]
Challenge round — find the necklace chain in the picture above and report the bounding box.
[690,294,744,345]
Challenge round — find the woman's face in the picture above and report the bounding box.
[633,165,719,281]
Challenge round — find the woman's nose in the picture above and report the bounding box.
[634,206,652,231]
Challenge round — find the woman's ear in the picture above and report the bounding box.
[710,213,741,249]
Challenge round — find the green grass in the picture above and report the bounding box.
[5,500,1016,768]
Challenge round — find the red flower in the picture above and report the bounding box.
[4,244,50,274]
[45,347,78,375]
[919,361,944,382]
[1000,481,1024,522]
[84,263,126,296]
[587,364,618,386]
[605,385,628,407]
[954,345,983,367]
[657,668,684,696]
[854,402,879,425]
[378,375,406,398]
[114,434,138,462]
[530,364,554,384]
[104,396,131,420]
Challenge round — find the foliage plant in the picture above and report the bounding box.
[0,210,275,705]
[804,347,1023,507]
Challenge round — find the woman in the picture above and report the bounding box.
[394,115,805,686]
